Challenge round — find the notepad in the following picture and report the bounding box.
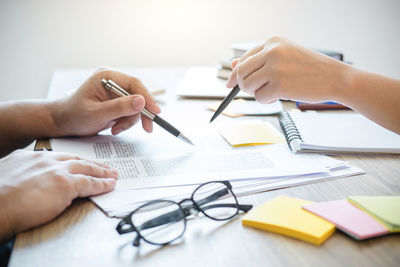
[217,121,285,146]
[347,196,400,232]
[303,199,389,240]
[242,196,335,245]
[279,111,400,154]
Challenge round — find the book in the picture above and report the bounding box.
[175,67,253,99]
[303,199,389,240]
[296,101,350,110]
[278,111,400,154]
[242,196,335,245]
[347,196,400,232]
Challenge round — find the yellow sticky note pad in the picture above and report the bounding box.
[217,121,285,147]
[347,196,400,232]
[242,196,335,245]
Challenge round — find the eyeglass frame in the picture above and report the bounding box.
[116,180,253,247]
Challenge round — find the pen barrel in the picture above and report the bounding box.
[153,115,180,137]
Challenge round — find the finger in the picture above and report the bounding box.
[254,83,278,104]
[235,55,266,92]
[98,94,145,121]
[50,152,82,161]
[231,58,240,69]
[226,45,264,88]
[239,65,270,95]
[141,114,153,133]
[72,175,117,198]
[111,113,142,135]
[226,59,240,88]
[101,70,161,115]
[67,159,118,178]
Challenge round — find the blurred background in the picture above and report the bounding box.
[0,0,399,100]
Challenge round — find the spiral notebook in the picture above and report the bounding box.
[278,111,400,155]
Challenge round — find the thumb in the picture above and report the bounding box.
[98,95,145,120]
[226,58,240,88]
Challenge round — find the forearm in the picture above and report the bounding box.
[0,100,60,157]
[336,67,400,134]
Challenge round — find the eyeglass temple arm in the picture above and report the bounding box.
[194,187,230,207]
[200,203,253,212]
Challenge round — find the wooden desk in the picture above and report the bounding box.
[9,68,400,267]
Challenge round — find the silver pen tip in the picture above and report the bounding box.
[178,134,195,146]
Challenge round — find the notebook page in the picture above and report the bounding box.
[290,112,400,153]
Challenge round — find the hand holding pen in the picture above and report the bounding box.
[101,79,194,145]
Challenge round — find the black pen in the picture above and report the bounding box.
[101,79,194,146]
[209,85,240,123]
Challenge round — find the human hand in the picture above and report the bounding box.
[226,36,350,104]
[51,68,161,137]
[0,149,117,242]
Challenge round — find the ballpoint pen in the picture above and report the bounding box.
[101,79,194,146]
[209,85,240,123]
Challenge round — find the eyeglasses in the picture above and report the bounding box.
[116,181,253,247]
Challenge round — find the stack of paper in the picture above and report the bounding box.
[52,119,364,218]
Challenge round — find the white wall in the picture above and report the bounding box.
[0,0,399,100]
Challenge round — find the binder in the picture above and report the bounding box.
[278,111,400,155]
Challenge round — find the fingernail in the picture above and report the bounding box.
[132,96,143,109]
[113,128,122,135]
[111,168,118,177]
[106,178,117,187]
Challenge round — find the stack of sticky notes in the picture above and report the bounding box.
[242,196,335,245]
[243,195,399,244]
[216,120,285,147]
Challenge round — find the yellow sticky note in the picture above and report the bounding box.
[217,121,285,146]
[347,196,400,232]
[242,196,335,245]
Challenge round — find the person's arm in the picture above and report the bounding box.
[0,68,161,243]
[226,36,400,134]
[0,68,161,157]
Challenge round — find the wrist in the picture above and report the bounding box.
[45,98,71,137]
[331,62,359,105]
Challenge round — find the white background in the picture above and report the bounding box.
[0,0,399,100]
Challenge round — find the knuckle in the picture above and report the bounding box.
[236,65,245,78]
[266,35,285,44]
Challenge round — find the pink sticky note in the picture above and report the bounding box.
[303,199,389,240]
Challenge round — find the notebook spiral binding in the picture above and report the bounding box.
[278,111,303,152]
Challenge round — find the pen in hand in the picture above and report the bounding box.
[101,79,194,146]
[209,85,241,123]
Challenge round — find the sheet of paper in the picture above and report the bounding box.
[303,199,389,239]
[208,99,283,117]
[216,120,285,146]
[242,196,335,245]
[347,196,400,232]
